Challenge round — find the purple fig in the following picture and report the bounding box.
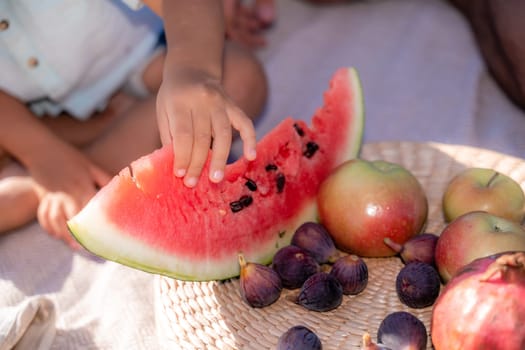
[384,233,438,266]
[396,262,440,308]
[291,222,338,263]
[330,254,368,295]
[297,272,343,312]
[239,254,282,308]
[272,245,320,289]
[377,311,427,350]
[277,325,322,350]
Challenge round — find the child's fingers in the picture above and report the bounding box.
[228,106,257,161]
[37,196,52,235]
[254,0,275,26]
[170,106,194,179]
[183,110,212,187]
[37,193,72,241]
[156,106,173,147]
[236,30,267,49]
[237,7,262,31]
[227,14,267,48]
[62,197,81,244]
[208,109,233,183]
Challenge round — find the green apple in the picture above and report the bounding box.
[435,211,525,283]
[442,167,525,223]
[317,159,428,257]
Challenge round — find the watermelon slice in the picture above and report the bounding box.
[67,67,364,281]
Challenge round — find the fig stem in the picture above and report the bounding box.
[362,332,386,350]
[383,237,403,253]
[479,252,525,282]
[238,253,247,269]
[486,171,499,188]
[328,254,339,264]
[362,332,373,347]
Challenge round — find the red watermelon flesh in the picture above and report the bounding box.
[67,67,364,281]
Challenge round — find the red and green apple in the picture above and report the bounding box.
[317,159,428,257]
[442,167,525,223]
[435,210,525,283]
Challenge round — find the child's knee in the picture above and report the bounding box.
[223,43,268,119]
[0,176,38,233]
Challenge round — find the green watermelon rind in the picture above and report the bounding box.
[68,67,365,281]
[344,68,365,159]
[68,201,317,280]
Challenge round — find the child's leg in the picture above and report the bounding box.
[222,41,268,120]
[0,160,38,233]
[0,41,269,234]
[0,93,138,234]
[83,96,162,174]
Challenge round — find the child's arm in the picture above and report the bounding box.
[143,0,257,188]
[0,91,60,169]
[0,90,110,242]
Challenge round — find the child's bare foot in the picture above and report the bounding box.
[0,160,39,233]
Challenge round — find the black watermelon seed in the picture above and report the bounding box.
[303,141,319,158]
[239,195,253,207]
[276,173,286,193]
[293,123,305,137]
[265,163,278,171]
[244,179,257,191]
[230,201,243,213]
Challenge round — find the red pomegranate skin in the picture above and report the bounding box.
[431,252,525,350]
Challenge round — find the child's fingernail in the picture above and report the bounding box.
[212,170,224,182]
[248,149,256,160]
[175,169,186,177]
[184,177,197,188]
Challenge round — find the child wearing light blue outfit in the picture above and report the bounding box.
[0,0,163,119]
[0,0,271,246]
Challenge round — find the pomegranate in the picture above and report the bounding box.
[431,251,525,350]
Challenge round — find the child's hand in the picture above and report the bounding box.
[28,141,111,245]
[156,67,257,187]
[223,0,275,48]
[37,192,83,249]
[253,0,276,28]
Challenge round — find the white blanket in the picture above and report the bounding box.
[1,0,523,349]
[0,297,55,350]
[237,0,524,159]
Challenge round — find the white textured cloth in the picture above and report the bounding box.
[0,229,159,349]
[0,1,524,349]
[0,297,55,350]
[232,0,525,159]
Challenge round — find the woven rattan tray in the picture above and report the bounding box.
[154,141,525,350]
